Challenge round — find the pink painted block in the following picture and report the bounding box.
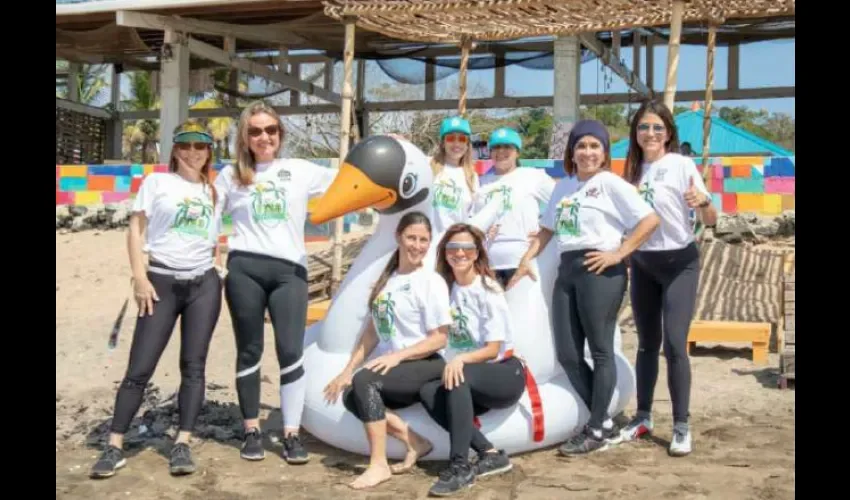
[712,165,724,180]
[56,191,73,205]
[153,164,169,173]
[764,177,795,195]
[102,192,131,203]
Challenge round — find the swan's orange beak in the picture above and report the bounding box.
[309,162,397,225]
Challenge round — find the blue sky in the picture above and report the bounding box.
[355,38,794,117]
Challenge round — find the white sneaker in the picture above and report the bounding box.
[668,427,692,456]
[609,414,653,444]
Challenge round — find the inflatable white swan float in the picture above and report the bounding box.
[301,136,636,460]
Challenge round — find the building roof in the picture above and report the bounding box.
[610,109,793,158]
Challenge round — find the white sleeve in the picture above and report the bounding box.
[307,162,338,198]
[682,157,712,199]
[608,173,655,230]
[540,180,565,231]
[533,170,556,205]
[132,174,157,215]
[480,288,510,344]
[213,167,232,214]
[421,273,452,332]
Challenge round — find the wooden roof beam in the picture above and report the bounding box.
[577,34,652,98]
[186,36,342,105]
[115,9,308,46]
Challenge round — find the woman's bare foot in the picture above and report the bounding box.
[349,463,392,489]
[390,429,432,474]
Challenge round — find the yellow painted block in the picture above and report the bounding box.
[143,164,155,176]
[60,165,87,177]
[736,193,763,213]
[721,157,733,166]
[729,156,764,166]
[762,194,783,215]
[307,300,331,326]
[74,191,103,205]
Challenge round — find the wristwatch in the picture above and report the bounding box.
[698,197,711,208]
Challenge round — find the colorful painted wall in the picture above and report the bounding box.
[474,155,796,215]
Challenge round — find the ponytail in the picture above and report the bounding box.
[368,249,399,309]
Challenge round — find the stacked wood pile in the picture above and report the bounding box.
[306,235,370,303]
[779,256,795,388]
[56,104,107,165]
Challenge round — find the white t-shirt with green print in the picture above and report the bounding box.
[132,172,219,271]
[541,171,654,254]
[215,159,336,267]
[369,267,452,356]
[431,164,478,236]
[444,275,514,363]
[635,152,711,251]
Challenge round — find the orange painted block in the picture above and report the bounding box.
[611,159,625,177]
[307,300,331,326]
[729,156,764,166]
[74,191,103,206]
[762,194,783,215]
[87,175,116,191]
[60,165,88,177]
[781,195,795,211]
[143,164,155,176]
[731,164,751,178]
[736,193,763,213]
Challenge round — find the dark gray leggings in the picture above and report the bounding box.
[629,243,700,424]
[552,250,627,430]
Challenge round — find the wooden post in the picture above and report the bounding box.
[663,0,684,110]
[331,18,356,296]
[458,37,472,116]
[701,23,717,175]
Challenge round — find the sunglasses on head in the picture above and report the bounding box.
[444,134,468,144]
[247,125,280,137]
[176,142,209,151]
[637,123,666,133]
[446,241,477,251]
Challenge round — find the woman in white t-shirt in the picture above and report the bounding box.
[472,127,555,288]
[614,100,718,457]
[323,211,452,490]
[90,121,223,479]
[516,119,660,456]
[430,116,479,235]
[418,223,526,496]
[214,101,337,464]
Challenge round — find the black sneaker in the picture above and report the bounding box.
[474,449,512,478]
[240,427,265,461]
[169,442,196,476]
[282,433,309,464]
[428,462,475,497]
[90,445,126,479]
[558,426,611,455]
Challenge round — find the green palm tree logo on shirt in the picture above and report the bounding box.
[485,185,513,213]
[554,198,580,237]
[371,292,396,342]
[448,306,477,351]
[638,182,655,208]
[251,181,288,225]
[433,178,462,211]
[170,197,213,238]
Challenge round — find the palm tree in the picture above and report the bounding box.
[121,71,160,163]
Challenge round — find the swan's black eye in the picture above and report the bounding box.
[401,173,417,198]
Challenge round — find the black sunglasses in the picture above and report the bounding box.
[247,125,280,137]
[175,142,210,151]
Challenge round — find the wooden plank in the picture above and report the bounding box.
[688,320,771,365]
[307,300,331,326]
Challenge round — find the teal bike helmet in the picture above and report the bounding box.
[488,127,522,152]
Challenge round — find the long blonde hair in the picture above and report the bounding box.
[430,140,477,193]
[233,100,286,187]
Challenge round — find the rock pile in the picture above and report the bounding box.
[710,211,795,244]
[56,200,133,232]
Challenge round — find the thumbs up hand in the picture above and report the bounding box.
[684,176,707,208]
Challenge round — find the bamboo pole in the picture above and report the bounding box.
[701,23,717,176]
[331,18,356,296]
[663,0,684,110]
[458,37,472,116]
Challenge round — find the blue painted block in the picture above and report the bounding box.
[520,159,554,168]
[739,178,764,194]
[750,165,764,179]
[723,178,740,193]
[711,193,722,209]
[774,157,795,177]
[723,166,732,178]
[130,164,145,176]
[114,176,133,193]
[59,177,88,191]
[89,165,131,176]
[764,163,775,177]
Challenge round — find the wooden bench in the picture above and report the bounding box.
[687,320,771,365]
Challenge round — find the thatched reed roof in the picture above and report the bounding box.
[323,0,796,43]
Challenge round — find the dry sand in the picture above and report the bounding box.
[56,230,794,499]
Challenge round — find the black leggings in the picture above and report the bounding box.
[224,250,308,420]
[492,268,517,289]
[630,243,700,424]
[551,250,627,430]
[419,357,526,463]
[111,267,222,434]
[342,354,445,423]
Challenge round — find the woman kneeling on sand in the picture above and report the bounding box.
[90,120,223,479]
[323,211,451,489]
